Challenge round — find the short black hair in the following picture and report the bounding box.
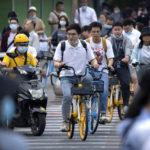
[136,22,144,32]
[80,0,88,4]
[8,11,17,18]
[81,25,90,32]
[106,16,114,22]
[89,22,102,31]
[123,19,134,26]
[66,24,81,34]
[112,22,123,28]
[56,1,64,7]
[10,17,19,23]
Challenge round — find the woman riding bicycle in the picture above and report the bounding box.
[131,27,150,81]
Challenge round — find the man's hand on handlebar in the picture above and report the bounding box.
[93,63,99,70]
[108,65,114,71]
[58,62,65,68]
[91,59,99,70]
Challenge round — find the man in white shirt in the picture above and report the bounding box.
[48,1,68,33]
[123,19,141,48]
[54,24,98,131]
[24,19,40,52]
[74,0,97,27]
[86,22,114,123]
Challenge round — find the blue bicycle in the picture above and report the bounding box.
[38,51,55,89]
[88,66,105,134]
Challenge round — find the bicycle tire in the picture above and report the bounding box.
[41,63,48,88]
[88,93,100,134]
[79,101,88,141]
[50,72,58,86]
[67,104,75,139]
[106,92,114,123]
[117,91,124,120]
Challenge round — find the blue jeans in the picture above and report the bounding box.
[89,70,109,113]
[60,73,93,120]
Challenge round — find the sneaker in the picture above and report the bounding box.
[123,106,128,114]
[99,113,108,124]
[60,120,69,132]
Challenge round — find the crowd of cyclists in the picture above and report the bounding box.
[0,0,150,149]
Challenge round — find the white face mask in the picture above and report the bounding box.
[60,21,66,26]
[69,40,79,46]
[114,9,120,14]
[81,6,87,12]
[9,24,18,31]
[18,46,28,53]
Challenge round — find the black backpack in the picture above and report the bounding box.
[60,40,88,61]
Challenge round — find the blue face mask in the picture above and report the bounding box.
[126,31,132,34]
[105,24,112,29]
[30,15,36,19]
[9,24,18,31]
[18,46,28,53]
[69,40,79,46]
[113,34,123,39]
[8,20,10,24]
[0,96,15,122]
[60,21,66,26]
[114,9,120,14]
[99,21,105,25]
[81,6,87,12]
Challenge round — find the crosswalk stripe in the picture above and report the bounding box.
[15,104,121,150]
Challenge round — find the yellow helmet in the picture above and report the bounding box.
[14,33,29,45]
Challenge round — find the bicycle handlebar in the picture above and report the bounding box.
[87,64,109,80]
[59,65,87,78]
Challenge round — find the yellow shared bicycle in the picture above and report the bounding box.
[106,72,124,123]
[51,66,94,141]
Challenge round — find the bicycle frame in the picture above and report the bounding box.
[71,96,83,121]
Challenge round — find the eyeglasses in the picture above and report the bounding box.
[91,31,101,34]
[67,33,77,37]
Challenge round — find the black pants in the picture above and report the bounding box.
[115,65,130,106]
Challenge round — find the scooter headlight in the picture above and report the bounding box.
[29,89,43,99]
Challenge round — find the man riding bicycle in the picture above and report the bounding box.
[0,33,36,70]
[108,22,132,114]
[85,22,114,123]
[53,23,99,132]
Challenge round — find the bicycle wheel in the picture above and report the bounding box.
[79,101,88,141]
[68,104,75,139]
[88,93,100,134]
[117,91,124,120]
[50,71,58,86]
[41,62,48,88]
[106,88,114,123]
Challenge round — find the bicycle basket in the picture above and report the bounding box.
[92,80,104,92]
[109,77,119,85]
[71,84,94,95]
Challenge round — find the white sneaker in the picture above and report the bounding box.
[60,120,69,132]
[123,106,128,114]
[99,114,108,124]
